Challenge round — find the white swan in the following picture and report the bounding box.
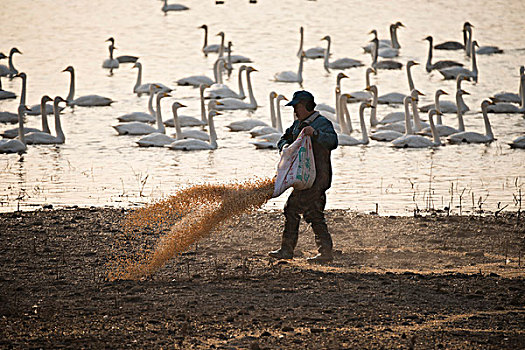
[490,66,524,104]
[136,102,186,147]
[132,62,172,95]
[25,96,67,145]
[226,90,272,132]
[170,101,222,141]
[371,95,412,141]
[487,75,525,113]
[447,101,495,144]
[161,0,189,13]
[438,40,478,82]
[366,85,379,127]
[347,68,375,103]
[274,52,305,84]
[370,38,402,70]
[102,44,119,69]
[225,41,252,64]
[376,90,425,133]
[206,65,246,100]
[338,102,371,146]
[176,64,215,88]
[509,135,525,149]
[166,110,221,151]
[199,25,228,56]
[420,75,470,113]
[62,66,114,106]
[464,23,503,55]
[113,92,170,135]
[316,73,348,116]
[0,111,18,123]
[216,66,258,110]
[0,48,21,78]
[424,36,463,72]
[392,109,440,148]
[251,94,284,149]
[165,84,210,127]
[363,23,404,53]
[377,60,418,105]
[297,26,325,59]
[0,75,16,100]
[434,25,466,50]
[419,90,469,137]
[0,105,27,154]
[322,35,363,73]
[118,84,160,123]
[249,94,287,137]
[105,38,138,63]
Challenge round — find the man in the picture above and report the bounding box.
[269,90,338,263]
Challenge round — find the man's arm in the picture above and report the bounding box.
[312,117,338,150]
[277,122,296,151]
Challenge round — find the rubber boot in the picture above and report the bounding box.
[307,223,333,263]
[268,221,299,259]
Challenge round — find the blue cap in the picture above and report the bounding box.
[285,90,315,107]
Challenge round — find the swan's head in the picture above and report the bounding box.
[171,102,186,110]
[246,66,258,74]
[105,37,115,43]
[436,89,448,97]
[0,52,7,60]
[368,29,377,36]
[276,95,288,103]
[300,26,304,33]
[216,31,225,38]
[428,109,442,120]
[239,65,247,72]
[423,36,433,42]
[208,100,223,109]
[336,73,348,82]
[463,22,473,29]
[270,91,278,99]
[481,100,494,110]
[410,89,425,99]
[457,89,470,96]
[321,35,331,42]
[62,66,74,73]
[199,24,207,30]
[132,62,142,69]
[41,95,53,104]
[54,96,66,106]
[519,66,524,75]
[199,83,211,91]
[407,60,419,68]
[395,21,405,28]
[11,47,22,55]
[366,67,376,76]
[472,40,479,48]
[365,85,378,95]
[157,92,171,101]
[208,110,222,118]
[341,93,351,101]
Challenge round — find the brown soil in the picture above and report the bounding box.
[1,208,524,349]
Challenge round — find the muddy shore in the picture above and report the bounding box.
[1,208,524,349]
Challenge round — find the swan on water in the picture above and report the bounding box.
[249,94,287,138]
[447,100,495,144]
[165,84,210,127]
[25,96,67,145]
[297,26,325,59]
[102,44,119,69]
[362,23,404,53]
[226,91,274,132]
[370,38,402,70]
[132,62,172,95]
[0,105,27,154]
[225,41,252,64]
[0,110,18,124]
[424,36,463,72]
[136,102,186,147]
[113,92,170,135]
[0,48,21,78]
[322,35,364,73]
[161,0,189,13]
[216,66,258,110]
[392,109,440,148]
[438,40,478,82]
[434,25,466,50]
[464,23,503,55]
[170,101,222,141]
[206,65,246,100]
[420,75,470,114]
[487,75,525,113]
[419,90,469,137]
[366,85,379,127]
[166,110,221,151]
[199,25,229,56]
[371,95,412,141]
[376,90,426,133]
[337,101,371,146]
[105,38,138,63]
[316,73,348,116]
[62,66,114,106]
[176,59,216,87]
[0,75,16,100]
[377,60,418,105]
[274,51,305,84]
[490,66,524,104]
[509,135,525,149]
[251,93,285,149]
[347,68,375,103]
[118,85,161,123]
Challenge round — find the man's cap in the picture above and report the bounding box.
[285,90,315,106]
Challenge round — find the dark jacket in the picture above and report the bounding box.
[278,112,338,192]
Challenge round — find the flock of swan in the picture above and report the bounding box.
[1,17,524,155]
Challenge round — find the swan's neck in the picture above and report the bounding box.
[370,87,378,126]
[297,30,304,57]
[463,29,467,52]
[8,51,16,73]
[19,75,27,107]
[269,94,276,128]
[339,96,351,135]
[109,45,114,60]
[359,104,369,144]
[155,97,166,134]
[226,43,233,76]
[471,42,478,78]
[218,34,225,58]
[54,101,65,142]
[276,99,283,133]
[481,105,493,140]
[407,65,415,92]
[208,114,218,148]
[213,59,223,84]
[404,99,413,135]
[391,26,401,49]
[365,69,372,88]
[202,26,208,49]
[237,69,246,99]
[456,93,465,132]
[466,27,472,57]
[410,97,423,131]
[426,40,433,72]
[371,41,378,66]
[66,70,75,102]
[434,94,443,124]
[246,71,257,108]
[18,109,25,144]
[147,91,156,117]
[323,39,331,72]
[173,107,183,140]
[200,86,207,123]
[134,65,142,91]
[335,88,340,125]
[520,77,525,108]
[297,54,304,83]
[41,100,50,134]
[429,114,440,146]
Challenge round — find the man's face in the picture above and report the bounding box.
[293,102,309,121]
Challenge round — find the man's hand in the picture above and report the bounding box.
[303,126,315,136]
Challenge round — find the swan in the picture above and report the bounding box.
[274,52,305,84]
[226,90,273,132]
[447,100,495,144]
[420,75,470,113]
[176,64,215,88]
[424,36,463,72]
[118,84,160,123]
[251,94,284,149]
[392,109,440,148]
[62,66,114,106]
[509,135,525,149]
[322,35,364,73]
[216,66,258,110]
[315,73,348,116]
[438,40,478,82]
[419,90,469,137]
[25,96,67,145]
[434,26,466,50]
[249,94,287,137]
[170,101,222,141]
[161,0,189,13]
[370,38,402,70]
[337,101,371,146]
[366,85,379,127]
[102,44,119,69]
[206,65,246,100]
[132,62,172,95]
[487,75,525,113]
[297,26,325,59]
[113,92,170,135]
[225,41,252,64]
[464,23,503,55]
[377,60,418,104]
[199,25,228,56]
[0,105,27,154]
[347,68,375,103]
[105,37,138,63]
[371,95,412,141]
[0,76,16,100]
[166,110,221,151]
[11,72,61,116]
[376,90,426,133]
[0,110,18,124]
[0,48,21,78]
[136,102,186,147]
[165,84,210,127]
[490,66,524,104]
[362,23,404,53]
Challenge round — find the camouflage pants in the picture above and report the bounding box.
[281,188,333,255]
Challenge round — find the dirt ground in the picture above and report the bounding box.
[1,208,524,349]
